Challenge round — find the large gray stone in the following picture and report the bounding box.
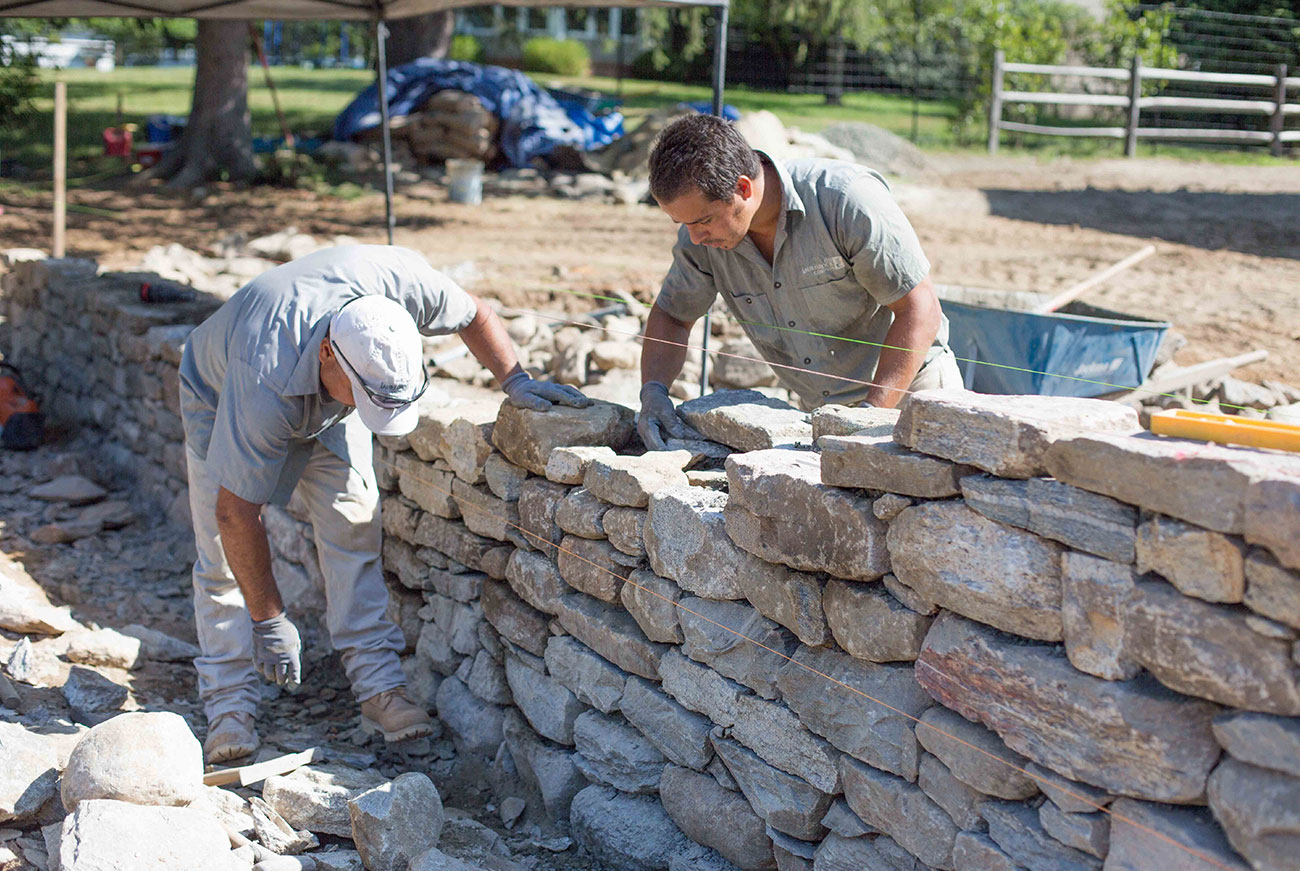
[810,404,900,440]
[822,580,930,663]
[820,434,974,497]
[504,654,584,745]
[811,834,883,871]
[492,401,635,476]
[620,675,715,771]
[916,612,1222,803]
[1243,548,1300,629]
[960,474,1138,564]
[408,848,480,871]
[556,487,611,539]
[888,501,1065,641]
[412,513,496,571]
[545,636,628,714]
[839,755,958,869]
[679,598,794,700]
[731,693,842,794]
[979,800,1101,871]
[517,478,568,557]
[61,711,202,811]
[57,799,239,871]
[584,451,692,508]
[918,752,985,830]
[1135,515,1246,604]
[1106,798,1248,871]
[712,734,831,842]
[554,592,668,680]
[1208,757,1300,871]
[952,831,1020,871]
[450,479,519,542]
[1126,578,1300,715]
[558,534,637,602]
[1060,553,1142,681]
[394,453,460,518]
[725,450,889,581]
[659,649,747,731]
[348,773,444,871]
[0,723,59,824]
[572,710,665,793]
[570,785,690,871]
[820,798,876,839]
[1039,801,1109,860]
[679,389,811,452]
[605,506,648,557]
[660,765,776,870]
[776,645,931,782]
[407,401,497,463]
[502,710,585,821]
[546,445,618,485]
[483,453,528,501]
[1244,474,1300,571]
[1212,711,1300,778]
[435,676,505,756]
[895,392,1140,478]
[621,568,685,644]
[262,765,387,838]
[734,564,828,649]
[644,486,750,600]
[916,706,1038,800]
[1024,762,1113,815]
[504,548,566,616]
[480,579,549,657]
[62,667,128,725]
[1045,433,1300,535]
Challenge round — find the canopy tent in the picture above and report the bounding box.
[3,0,730,386]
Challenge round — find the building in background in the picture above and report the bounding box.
[455,6,647,75]
[0,33,115,70]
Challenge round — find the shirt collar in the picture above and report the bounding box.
[283,317,333,397]
[756,150,805,217]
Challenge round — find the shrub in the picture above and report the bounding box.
[449,34,483,63]
[521,37,591,76]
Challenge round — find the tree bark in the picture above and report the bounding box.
[151,19,255,189]
[384,11,456,68]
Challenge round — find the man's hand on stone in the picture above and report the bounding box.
[637,381,702,451]
[501,372,592,412]
[251,612,302,691]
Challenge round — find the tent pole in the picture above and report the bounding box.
[374,12,396,245]
[699,4,729,397]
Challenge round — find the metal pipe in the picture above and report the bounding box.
[701,3,730,396]
[374,12,396,245]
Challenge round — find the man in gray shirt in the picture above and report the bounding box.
[180,244,586,763]
[637,114,961,448]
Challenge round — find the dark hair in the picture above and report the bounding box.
[648,114,761,205]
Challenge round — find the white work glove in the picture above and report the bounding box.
[502,371,592,412]
[637,381,702,450]
[251,612,302,691]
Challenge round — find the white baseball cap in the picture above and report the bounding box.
[329,295,428,436]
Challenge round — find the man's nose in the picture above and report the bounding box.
[687,226,708,245]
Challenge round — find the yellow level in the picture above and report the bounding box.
[1150,409,1300,454]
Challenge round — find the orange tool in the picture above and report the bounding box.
[1150,408,1300,454]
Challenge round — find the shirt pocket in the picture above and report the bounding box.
[799,271,871,335]
[724,289,785,355]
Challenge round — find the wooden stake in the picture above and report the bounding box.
[1034,245,1156,314]
[52,81,66,259]
[202,746,320,788]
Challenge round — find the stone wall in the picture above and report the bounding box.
[6,252,1300,871]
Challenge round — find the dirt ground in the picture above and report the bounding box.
[1,152,1298,382]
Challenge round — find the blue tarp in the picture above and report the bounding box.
[333,58,624,168]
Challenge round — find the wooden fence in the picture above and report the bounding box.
[988,49,1299,156]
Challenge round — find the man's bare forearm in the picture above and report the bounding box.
[866,279,943,408]
[215,487,282,622]
[458,297,523,384]
[642,303,693,388]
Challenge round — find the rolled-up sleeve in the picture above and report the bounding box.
[394,249,478,335]
[206,358,295,505]
[832,172,930,307]
[656,228,718,323]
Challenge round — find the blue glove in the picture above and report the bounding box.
[502,371,592,412]
[637,381,703,450]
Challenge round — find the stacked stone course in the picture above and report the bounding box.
[5,254,1300,871]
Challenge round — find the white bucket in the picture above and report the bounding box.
[446,158,484,205]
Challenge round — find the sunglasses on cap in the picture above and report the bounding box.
[330,296,430,409]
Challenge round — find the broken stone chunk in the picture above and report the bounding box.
[492,401,634,476]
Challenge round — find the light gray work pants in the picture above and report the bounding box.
[186,442,406,721]
[909,345,965,392]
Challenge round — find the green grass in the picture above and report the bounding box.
[4,64,1291,177]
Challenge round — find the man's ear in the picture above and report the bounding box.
[736,175,755,201]
[319,335,333,363]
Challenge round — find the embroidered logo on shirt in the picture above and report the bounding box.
[800,256,847,278]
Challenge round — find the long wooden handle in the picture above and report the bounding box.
[1034,244,1156,314]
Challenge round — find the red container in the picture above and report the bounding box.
[103,126,133,158]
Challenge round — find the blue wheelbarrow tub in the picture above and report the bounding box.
[936,285,1171,397]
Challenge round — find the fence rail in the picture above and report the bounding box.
[988,51,1298,156]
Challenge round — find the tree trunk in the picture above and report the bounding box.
[385,11,455,67]
[152,20,255,189]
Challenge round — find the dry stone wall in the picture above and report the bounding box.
[6,254,1300,871]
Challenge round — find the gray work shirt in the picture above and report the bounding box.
[657,154,947,408]
[178,245,477,506]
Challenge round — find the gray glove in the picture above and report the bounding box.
[251,612,302,691]
[637,381,702,450]
[502,371,592,412]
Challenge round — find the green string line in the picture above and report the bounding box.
[528,284,1259,414]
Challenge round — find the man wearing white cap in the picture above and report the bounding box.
[178,245,587,763]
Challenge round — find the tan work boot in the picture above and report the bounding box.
[203,711,259,764]
[360,688,433,743]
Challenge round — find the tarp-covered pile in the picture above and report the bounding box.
[334,58,624,168]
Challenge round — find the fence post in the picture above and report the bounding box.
[988,50,1004,154]
[825,36,845,106]
[1124,55,1143,158]
[53,81,66,260]
[1271,64,1288,157]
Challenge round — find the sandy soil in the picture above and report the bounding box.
[2,152,1297,382]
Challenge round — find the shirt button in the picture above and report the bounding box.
[822,390,830,397]
[804,357,812,365]
[745,297,753,304]
[774,281,782,288]
[788,320,796,327]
